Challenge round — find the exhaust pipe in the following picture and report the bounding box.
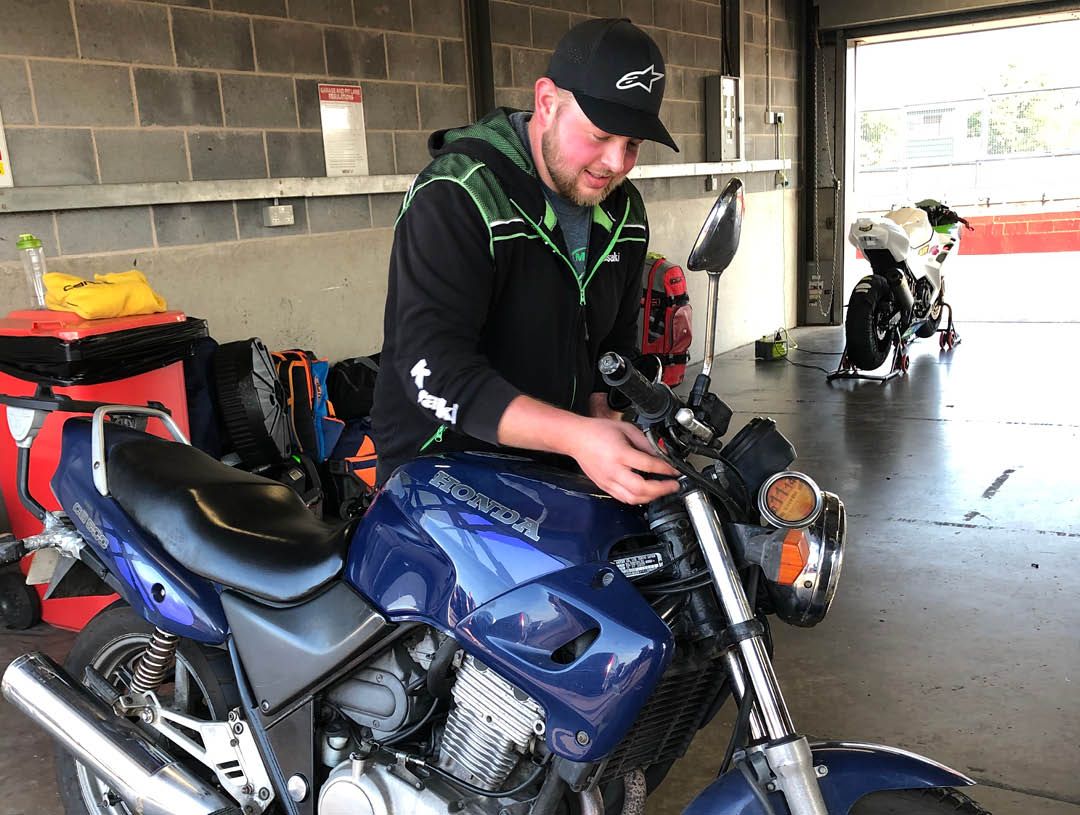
[2,652,237,815]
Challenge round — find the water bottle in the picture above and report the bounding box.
[16,233,47,308]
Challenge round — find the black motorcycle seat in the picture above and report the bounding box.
[108,436,352,603]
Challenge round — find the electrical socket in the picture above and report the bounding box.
[262,204,295,227]
[765,111,785,125]
[774,170,790,188]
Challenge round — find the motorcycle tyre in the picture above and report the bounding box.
[845,276,895,370]
[915,298,943,339]
[55,604,238,815]
[851,786,990,814]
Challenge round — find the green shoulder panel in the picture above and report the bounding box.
[399,153,519,259]
[622,179,648,230]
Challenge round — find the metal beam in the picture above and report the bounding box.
[464,0,495,119]
[0,162,793,214]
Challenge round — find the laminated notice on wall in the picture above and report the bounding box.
[0,107,13,189]
[319,84,369,177]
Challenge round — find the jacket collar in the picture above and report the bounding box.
[429,108,628,233]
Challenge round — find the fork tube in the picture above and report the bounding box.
[720,649,767,741]
[683,490,795,739]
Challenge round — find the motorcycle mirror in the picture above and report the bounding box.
[686,178,744,379]
[687,178,744,275]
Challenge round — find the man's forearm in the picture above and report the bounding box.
[496,395,589,457]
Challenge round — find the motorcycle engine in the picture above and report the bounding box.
[318,635,546,815]
[438,654,545,789]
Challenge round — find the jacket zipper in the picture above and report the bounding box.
[511,197,630,410]
[419,425,445,452]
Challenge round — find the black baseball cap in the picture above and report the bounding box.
[545,18,678,152]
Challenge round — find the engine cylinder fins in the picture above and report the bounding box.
[439,656,545,790]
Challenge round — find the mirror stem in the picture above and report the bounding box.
[701,272,721,379]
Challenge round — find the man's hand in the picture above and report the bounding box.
[566,417,680,504]
[497,395,680,504]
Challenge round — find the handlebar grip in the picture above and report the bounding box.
[598,352,675,421]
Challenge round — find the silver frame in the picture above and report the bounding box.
[91,405,190,496]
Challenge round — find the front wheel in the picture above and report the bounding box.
[852,787,990,814]
[915,296,943,338]
[845,276,897,370]
[55,604,237,815]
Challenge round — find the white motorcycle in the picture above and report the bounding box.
[837,200,970,378]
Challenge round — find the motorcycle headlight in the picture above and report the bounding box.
[764,491,846,628]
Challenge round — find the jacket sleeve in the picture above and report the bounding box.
[385,178,522,444]
[593,217,650,392]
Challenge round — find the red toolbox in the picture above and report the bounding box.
[0,309,206,630]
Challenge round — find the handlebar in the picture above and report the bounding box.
[598,352,678,421]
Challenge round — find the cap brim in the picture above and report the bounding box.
[572,90,679,152]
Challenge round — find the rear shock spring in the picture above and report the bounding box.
[130,629,179,694]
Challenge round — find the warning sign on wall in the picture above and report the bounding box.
[0,107,13,188]
[319,84,369,177]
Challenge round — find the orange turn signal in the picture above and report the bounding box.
[777,529,810,585]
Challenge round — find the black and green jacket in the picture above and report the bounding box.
[372,108,650,483]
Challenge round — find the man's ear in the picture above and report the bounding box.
[533,77,560,127]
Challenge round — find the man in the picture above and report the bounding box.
[372,18,680,505]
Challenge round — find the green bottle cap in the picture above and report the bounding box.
[16,233,42,250]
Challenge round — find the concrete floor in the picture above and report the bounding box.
[1,322,1078,814]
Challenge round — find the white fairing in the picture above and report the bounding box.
[848,217,911,262]
[849,207,957,296]
[884,207,933,247]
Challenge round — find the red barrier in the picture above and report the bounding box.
[958,211,1080,254]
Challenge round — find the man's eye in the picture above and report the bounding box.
[593,133,610,142]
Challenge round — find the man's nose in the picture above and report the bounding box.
[599,139,630,173]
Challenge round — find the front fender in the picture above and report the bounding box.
[683,741,974,815]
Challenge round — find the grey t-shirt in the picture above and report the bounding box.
[510,111,590,279]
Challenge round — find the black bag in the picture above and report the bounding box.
[327,354,380,421]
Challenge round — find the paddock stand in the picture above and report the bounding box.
[936,301,961,350]
[827,327,910,383]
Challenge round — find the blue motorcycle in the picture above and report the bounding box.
[1,180,987,815]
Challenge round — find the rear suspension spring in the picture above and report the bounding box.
[130,629,179,694]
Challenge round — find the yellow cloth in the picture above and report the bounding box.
[43,271,167,320]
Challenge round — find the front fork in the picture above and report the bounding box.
[683,489,829,815]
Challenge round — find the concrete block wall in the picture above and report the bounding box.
[489,0,802,197]
[0,0,805,364]
[743,0,802,187]
[0,0,466,273]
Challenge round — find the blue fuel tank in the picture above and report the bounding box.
[345,453,675,762]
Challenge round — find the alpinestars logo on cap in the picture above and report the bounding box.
[616,64,664,93]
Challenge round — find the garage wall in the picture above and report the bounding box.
[0,0,803,364]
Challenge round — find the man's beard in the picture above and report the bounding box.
[541,124,623,207]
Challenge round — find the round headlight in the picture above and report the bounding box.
[764,491,847,628]
[758,471,823,528]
